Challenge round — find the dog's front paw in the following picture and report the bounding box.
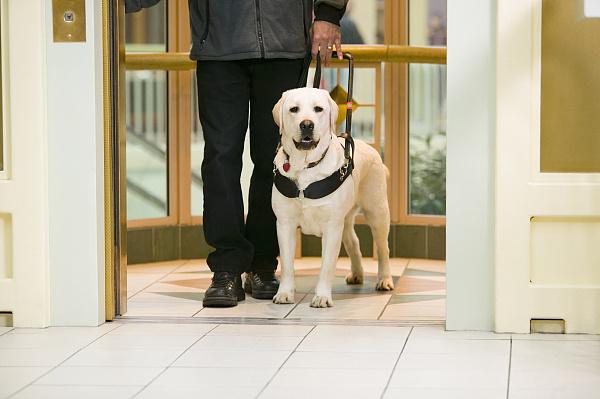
[310,295,333,308]
[273,290,295,304]
[345,272,364,285]
[375,276,395,291]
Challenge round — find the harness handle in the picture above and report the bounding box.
[299,50,355,164]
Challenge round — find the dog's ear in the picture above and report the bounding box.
[272,92,287,134]
[328,94,339,134]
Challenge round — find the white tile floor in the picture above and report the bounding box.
[1,323,599,399]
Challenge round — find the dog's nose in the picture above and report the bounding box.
[299,120,314,135]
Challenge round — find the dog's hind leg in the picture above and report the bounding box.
[364,206,394,291]
[343,209,364,285]
[359,162,394,291]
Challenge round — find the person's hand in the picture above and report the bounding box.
[311,21,343,66]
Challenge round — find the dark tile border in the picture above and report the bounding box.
[127,223,446,264]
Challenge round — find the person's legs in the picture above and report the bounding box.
[245,58,304,272]
[196,60,252,306]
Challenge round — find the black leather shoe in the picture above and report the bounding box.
[244,271,280,299]
[202,272,245,307]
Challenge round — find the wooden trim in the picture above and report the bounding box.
[102,0,115,321]
[374,63,382,152]
[128,216,176,229]
[116,0,128,316]
[401,214,446,227]
[384,0,408,223]
[167,1,179,224]
[383,0,447,226]
[175,4,193,225]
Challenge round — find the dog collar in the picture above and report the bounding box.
[282,146,330,172]
[274,161,353,200]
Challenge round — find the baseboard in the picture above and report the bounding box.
[127,224,446,265]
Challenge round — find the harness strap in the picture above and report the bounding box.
[274,161,354,200]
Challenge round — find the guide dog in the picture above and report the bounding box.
[271,87,393,308]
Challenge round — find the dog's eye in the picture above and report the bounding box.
[289,106,299,113]
[314,106,324,113]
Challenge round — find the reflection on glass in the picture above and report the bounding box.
[408,0,447,216]
[125,5,169,220]
[321,66,378,145]
[342,0,384,44]
[125,1,166,52]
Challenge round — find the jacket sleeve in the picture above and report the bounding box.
[125,0,161,14]
[314,0,348,26]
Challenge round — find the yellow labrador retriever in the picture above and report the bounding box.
[271,87,393,308]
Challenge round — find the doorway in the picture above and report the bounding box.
[110,0,448,324]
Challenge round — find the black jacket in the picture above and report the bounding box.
[125,0,347,61]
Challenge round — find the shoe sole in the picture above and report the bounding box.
[244,283,278,300]
[202,295,243,308]
[202,298,237,307]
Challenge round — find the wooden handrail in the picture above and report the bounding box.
[125,45,446,70]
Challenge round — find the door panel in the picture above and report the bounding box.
[496,0,600,333]
[0,0,50,326]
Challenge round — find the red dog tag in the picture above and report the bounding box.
[283,162,290,172]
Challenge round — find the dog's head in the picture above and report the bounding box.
[272,88,338,152]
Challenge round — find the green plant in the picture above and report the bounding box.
[409,131,446,215]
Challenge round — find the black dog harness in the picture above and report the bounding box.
[274,152,354,199]
[274,51,355,200]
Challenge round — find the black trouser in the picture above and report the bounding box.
[195,58,304,274]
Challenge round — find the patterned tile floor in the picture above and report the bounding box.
[125,258,446,322]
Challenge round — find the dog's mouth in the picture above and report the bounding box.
[293,137,319,150]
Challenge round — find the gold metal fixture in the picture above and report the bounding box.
[52,0,86,42]
[125,45,447,71]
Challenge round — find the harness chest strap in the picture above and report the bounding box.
[274,161,354,200]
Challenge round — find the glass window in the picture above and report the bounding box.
[319,1,384,154]
[342,0,384,45]
[408,0,447,216]
[125,4,169,220]
[541,0,600,172]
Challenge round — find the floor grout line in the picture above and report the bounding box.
[190,306,205,317]
[378,326,414,399]
[506,337,513,399]
[282,292,309,318]
[376,293,395,320]
[131,323,221,399]
[253,325,317,399]
[6,323,125,399]
[0,327,14,337]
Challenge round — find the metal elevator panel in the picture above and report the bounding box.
[52,0,86,42]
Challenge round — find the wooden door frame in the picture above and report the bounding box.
[385,0,446,226]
